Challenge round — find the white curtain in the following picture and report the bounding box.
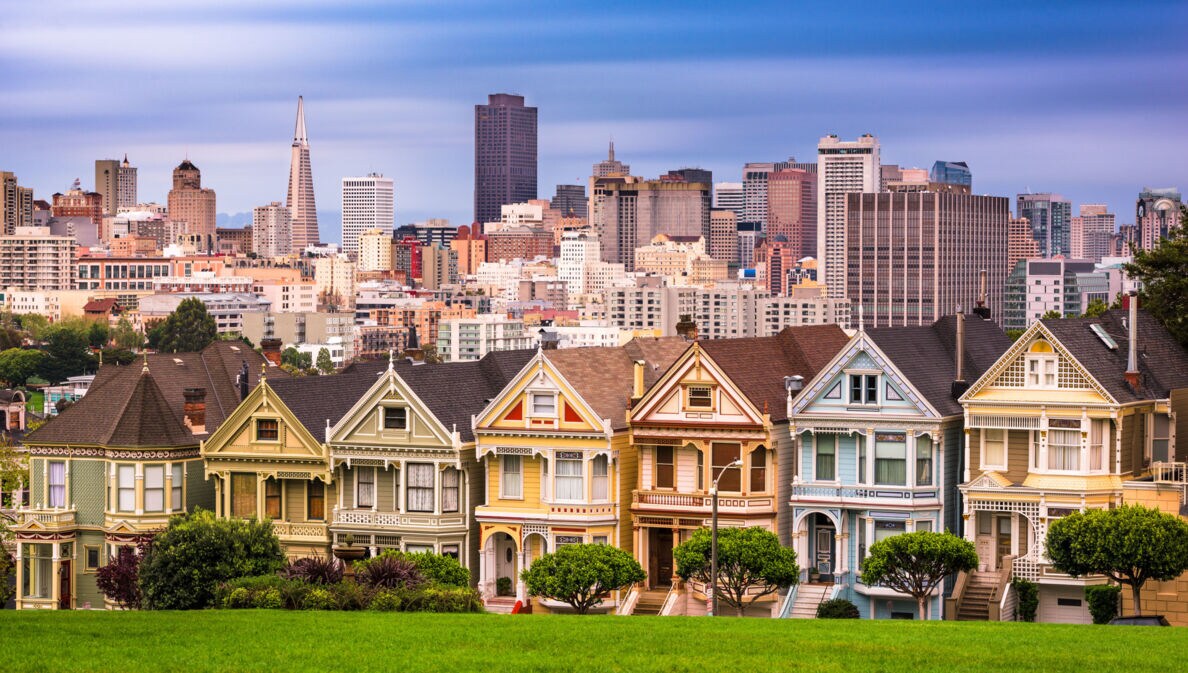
[441,468,459,512]
[144,465,164,512]
[591,455,608,501]
[171,464,184,510]
[555,459,584,501]
[1048,429,1080,471]
[48,462,66,508]
[118,465,135,512]
[406,463,434,512]
[501,455,522,498]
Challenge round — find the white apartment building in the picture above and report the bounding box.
[632,234,727,286]
[0,226,77,291]
[759,285,851,333]
[139,292,271,334]
[341,174,395,256]
[151,271,252,294]
[314,255,356,308]
[557,230,628,301]
[538,322,649,349]
[358,228,393,272]
[295,336,349,368]
[252,202,292,258]
[435,314,533,362]
[817,134,879,297]
[253,280,317,314]
[0,288,62,322]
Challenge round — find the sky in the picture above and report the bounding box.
[2,0,1186,244]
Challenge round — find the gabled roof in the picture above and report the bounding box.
[83,298,119,313]
[267,360,390,439]
[543,337,690,431]
[26,341,280,447]
[698,325,851,421]
[1040,309,1188,403]
[867,316,1011,417]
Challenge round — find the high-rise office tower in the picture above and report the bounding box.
[167,159,217,245]
[766,168,817,259]
[1017,193,1072,257]
[590,177,710,271]
[845,190,1009,326]
[95,159,120,216]
[592,140,629,178]
[552,184,587,218]
[341,173,395,257]
[713,182,744,220]
[818,134,880,297]
[1,171,34,235]
[252,202,292,258]
[1136,187,1182,252]
[358,228,394,272]
[1007,216,1040,275]
[666,168,713,186]
[286,96,319,250]
[709,209,739,264]
[879,164,902,191]
[1070,204,1115,262]
[742,162,775,229]
[474,93,537,226]
[118,155,137,210]
[930,161,972,188]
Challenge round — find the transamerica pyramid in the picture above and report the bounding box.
[286,96,319,250]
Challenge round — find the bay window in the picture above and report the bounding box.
[555,455,584,501]
[442,467,460,513]
[750,448,767,492]
[21,543,52,599]
[357,467,375,508]
[500,455,522,499]
[815,435,835,481]
[48,461,66,508]
[265,479,281,519]
[1047,429,1081,471]
[307,481,325,520]
[406,463,434,512]
[591,455,608,500]
[144,465,165,512]
[711,443,741,492]
[915,436,933,486]
[981,429,1006,470]
[171,463,184,511]
[231,473,256,518]
[1089,420,1107,472]
[858,438,868,484]
[874,433,907,486]
[117,465,136,512]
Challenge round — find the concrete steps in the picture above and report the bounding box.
[788,583,831,619]
[632,590,669,616]
[955,572,999,621]
[485,597,517,614]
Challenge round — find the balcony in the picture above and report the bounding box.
[631,490,775,515]
[330,508,466,530]
[790,483,940,507]
[272,521,330,542]
[15,508,76,531]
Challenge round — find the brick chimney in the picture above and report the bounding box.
[675,314,698,341]
[260,339,283,366]
[183,387,207,434]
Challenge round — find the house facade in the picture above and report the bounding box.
[789,316,1010,619]
[956,307,1188,623]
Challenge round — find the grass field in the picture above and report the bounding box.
[1,612,1185,673]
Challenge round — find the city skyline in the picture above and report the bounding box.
[2,1,1186,243]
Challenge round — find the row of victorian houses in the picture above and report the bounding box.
[9,302,1188,623]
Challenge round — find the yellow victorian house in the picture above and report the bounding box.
[955,305,1188,623]
[472,338,687,611]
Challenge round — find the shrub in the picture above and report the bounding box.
[354,552,425,591]
[816,598,860,619]
[1085,585,1121,625]
[95,541,148,609]
[405,551,471,588]
[302,587,337,610]
[1011,577,1038,622]
[0,550,14,606]
[496,577,513,597]
[215,575,288,608]
[280,556,343,585]
[255,588,284,610]
[401,586,484,613]
[368,590,403,612]
[225,588,254,609]
[332,580,369,611]
[139,509,285,610]
[521,544,645,614]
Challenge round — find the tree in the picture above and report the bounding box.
[673,526,798,617]
[1045,505,1188,616]
[316,347,334,374]
[16,313,49,341]
[96,538,151,609]
[0,548,14,606]
[0,348,46,386]
[1040,309,1063,320]
[38,324,95,383]
[138,509,284,610]
[281,347,312,371]
[148,298,217,353]
[1082,298,1109,318]
[859,531,977,620]
[521,543,645,615]
[1125,207,1188,347]
[0,432,28,513]
[112,317,143,351]
[87,321,110,349]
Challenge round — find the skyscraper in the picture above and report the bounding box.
[930,160,972,188]
[1017,193,1072,257]
[713,182,744,219]
[252,202,292,258]
[817,134,880,297]
[95,159,120,216]
[1136,187,1182,252]
[1,171,34,235]
[167,159,217,246]
[286,96,319,250]
[474,93,537,226]
[552,184,587,218]
[709,209,739,265]
[590,177,710,271]
[1007,216,1040,275]
[742,162,775,229]
[52,179,104,226]
[118,155,137,210]
[592,140,629,178]
[766,168,817,259]
[341,173,395,257]
[1070,204,1115,262]
[845,190,1009,326]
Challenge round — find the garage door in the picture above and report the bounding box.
[1037,585,1091,624]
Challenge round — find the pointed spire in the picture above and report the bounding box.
[293,95,308,145]
[608,138,615,162]
[260,361,267,384]
[388,348,395,372]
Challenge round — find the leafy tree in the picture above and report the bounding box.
[1125,207,1188,347]
[1082,298,1109,318]
[673,526,798,617]
[1005,329,1025,342]
[100,348,137,366]
[0,348,46,386]
[96,538,151,610]
[403,551,471,588]
[112,317,143,351]
[0,321,23,351]
[0,549,14,606]
[87,321,110,349]
[281,347,312,371]
[0,432,28,512]
[316,347,334,374]
[521,543,645,615]
[138,509,285,610]
[859,531,977,620]
[1045,505,1188,616]
[38,324,95,383]
[16,313,49,341]
[1040,309,1063,320]
[148,298,217,353]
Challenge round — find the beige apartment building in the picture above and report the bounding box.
[0,226,77,291]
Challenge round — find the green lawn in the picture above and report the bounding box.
[24,390,43,416]
[1,612,1184,673]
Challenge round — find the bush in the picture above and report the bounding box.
[302,588,337,610]
[0,550,14,606]
[139,509,285,610]
[496,577,513,596]
[401,585,484,613]
[95,541,148,610]
[1011,577,1038,622]
[333,580,369,611]
[521,543,645,614]
[255,588,284,610]
[816,598,860,619]
[405,551,471,588]
[280,556,343,585]
[226,588,254,609]
[354,552,425,591]
[368,590,403,612]
[1086,585,1121,625]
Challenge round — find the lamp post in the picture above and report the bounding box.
[709,457,743,617]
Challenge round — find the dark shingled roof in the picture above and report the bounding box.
[545,337,690,430]
[868,316,1013,417]
[697,324,852,422]
[1041,309,1188,403]
[26,341,281,447]
[267,360,390,440]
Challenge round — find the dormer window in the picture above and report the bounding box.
[849,374,878,405]
[384,407,407,430]
[1025,341,1058,388]
[255,419,279,441]
[687,386,713,409]
[530,393,556,417]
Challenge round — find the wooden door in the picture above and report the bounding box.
[996,516,1012,568]
[650,529,673,588]
[58,560,71,610]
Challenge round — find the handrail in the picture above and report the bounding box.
[659,580,682,616]
[777,584,800,618]
[944,570,969,621]
[998,580,1018,622]
[987,555,1015,621]
[616,583,642,616]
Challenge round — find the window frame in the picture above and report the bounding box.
[686,385,713,410]
[750,447,767,492]
[406,463,435,512]
[654,445,674,490]
[143,464,165,513]
[48,460,66,509]
[711,442,742,493]
[231,473,258,519]
[980,428,1008,471]
[255,418,280,442]
[814,435,836,482]
[554,455,585,502]
[530,393,557,418]
[441,467,460,513]
[83,544,102,572]
[383,406,408,431]
[117,464,135,513]
[591,454,609,501]
[171,463,184,511]
[847,372,879,405]
[915,435,933,486]
[356,467,376,509]
[306,480,325,521]
[1025,355,1058,389]
[874,433,907,486]
[500,455,523,500]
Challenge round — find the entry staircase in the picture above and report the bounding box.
[786,583,832,618]
[485,596,518,614]
[631,589,669,616]
[954,570,1001,621]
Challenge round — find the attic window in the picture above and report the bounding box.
[256,419,279,441]
[384,407,407,430]
[687,386,712,409]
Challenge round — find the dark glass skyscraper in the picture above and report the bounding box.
[1017,193,1072,257]
[474,93,537,226]
[930,160,972,188]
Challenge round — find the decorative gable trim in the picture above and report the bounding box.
[628,343,765,427]
[792,332,939,418]
[473,352,607,436]
[960,322,1117,404]
[326,366,455,450]
[200,381,326,465]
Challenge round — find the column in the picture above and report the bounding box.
[256,474,266,519]
[214,476,222,518]
[433,463,442,515]
[134,463,144,515]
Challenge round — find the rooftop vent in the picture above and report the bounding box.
[1090,323,1118,350]
[173,358,184,365]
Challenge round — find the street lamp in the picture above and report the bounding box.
[709,457,743,617]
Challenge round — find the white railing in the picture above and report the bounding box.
[659,581,683,616]
[1152,462,1188,504]
[616,585,640,616]
[17,508,76,527]
[999,581,1018,622]
[633,490,775,512]
[272,521,329,539]
[1012,554,1039,582]
[333,509,403,527]
[791,484,939,502]
[778,584,800,618]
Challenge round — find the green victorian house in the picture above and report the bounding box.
[13,342,276,609]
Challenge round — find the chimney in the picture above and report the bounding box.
[1124,291,1140,390]
[675,314,698,341]
[632,360,646,399]
[183,387,207,434]
[403,325,424,363]
[951,313,970,399]
[260,339,283,366]
[238,361,249,400]
[972,269,993,320]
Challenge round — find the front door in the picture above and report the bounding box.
[58,560,71,610]
[494,534,516,594]
[649,529,673,588]
[815,527,834,578]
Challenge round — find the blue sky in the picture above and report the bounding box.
[2,0,1186,243]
